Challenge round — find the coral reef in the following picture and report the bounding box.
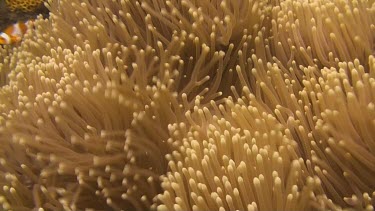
[5,0,45,12]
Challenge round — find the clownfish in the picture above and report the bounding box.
[0,20,33,45]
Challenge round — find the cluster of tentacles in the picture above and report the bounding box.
[0,0,374,210]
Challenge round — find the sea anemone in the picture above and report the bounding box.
[0,0,374,210]
[159,92,327,210]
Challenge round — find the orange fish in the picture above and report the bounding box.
[0,20,32,45]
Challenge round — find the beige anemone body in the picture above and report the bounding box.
[0,0,374,211]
